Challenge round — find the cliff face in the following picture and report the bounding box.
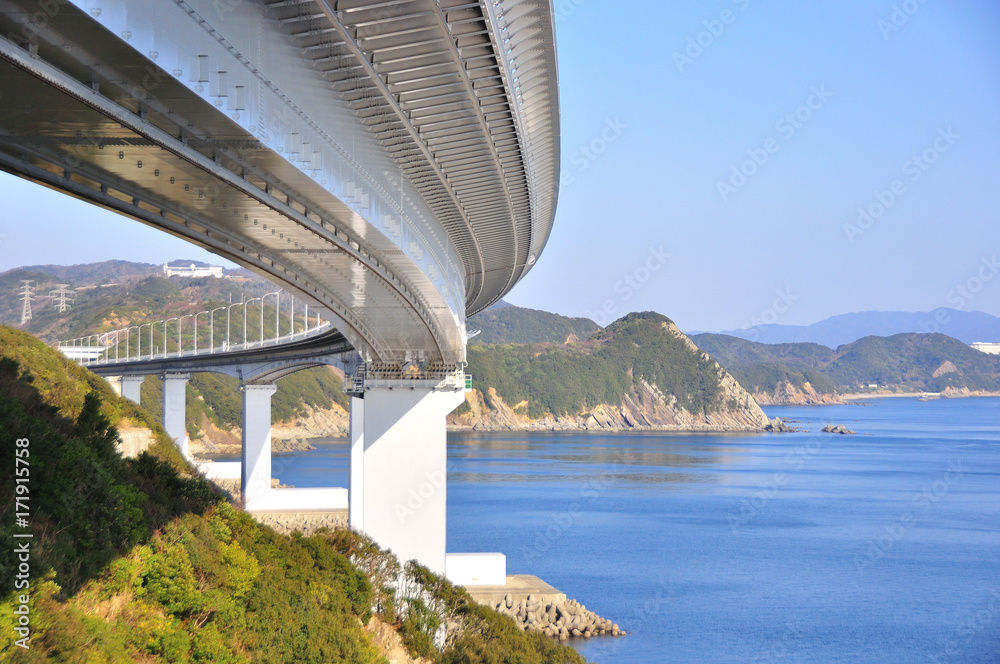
[752,381,843,406]
[449,376,768,433]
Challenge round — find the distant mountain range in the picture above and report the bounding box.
[708,309,1000,347]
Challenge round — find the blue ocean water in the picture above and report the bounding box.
[274,398,1000,663]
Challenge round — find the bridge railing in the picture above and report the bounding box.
[55,292,332,367]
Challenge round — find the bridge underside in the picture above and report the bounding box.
[0,0,463,363]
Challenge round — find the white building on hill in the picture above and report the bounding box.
[970,342,1000,355]
[163,262,224,279]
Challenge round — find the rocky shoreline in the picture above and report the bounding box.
[491,595,623,640]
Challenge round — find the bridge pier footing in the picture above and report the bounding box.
[352,385,465,575]
[162,373,190,460]
[241,383,278,511]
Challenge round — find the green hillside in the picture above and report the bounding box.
[468,302,599,345]
[468,311,726,418]
[0,325,585,663]
[690,333,838,396]
[692,332,1000,395]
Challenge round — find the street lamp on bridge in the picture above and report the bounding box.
[244,297,262,349]
[164,317,178,359]
[179,314,194,356]
[225,301,243,351]
[209,306,226,353]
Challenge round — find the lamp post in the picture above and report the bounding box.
[244,297,261,348]
[226,302,242,351]
[164,318,178,358]
[137,323,151,359]
[125,325,138,361]
[209,306,226,353]
[193,311,204,355]
[259,291,280,345]
[179,314,194,356]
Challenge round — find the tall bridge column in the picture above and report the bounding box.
[108,375,144,404]
[241,383,277,511]
[356,384,465,575]
[349,395,365,531]
[161,373,190,460]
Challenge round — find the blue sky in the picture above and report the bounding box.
[1,1,998,331]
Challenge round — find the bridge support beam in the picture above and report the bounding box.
[108,375,144,404]
[241,383,277,511]
[161,373,190,460]
[355,385,464,575]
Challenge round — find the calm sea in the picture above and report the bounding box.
[273,397,1000,663]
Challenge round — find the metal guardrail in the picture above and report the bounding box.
[55,292,331,367]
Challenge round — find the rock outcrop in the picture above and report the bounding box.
[450,376,771,434]
[752,381,842,406]
[821,424,856,435]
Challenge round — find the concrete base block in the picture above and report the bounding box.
[446,553,507,587]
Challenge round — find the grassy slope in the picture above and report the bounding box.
[0,326,585,664]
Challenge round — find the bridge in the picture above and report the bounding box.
[0,0,558,581]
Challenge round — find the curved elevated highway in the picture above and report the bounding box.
[0,0,559,576]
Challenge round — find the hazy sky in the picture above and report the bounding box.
[1,1,998,331]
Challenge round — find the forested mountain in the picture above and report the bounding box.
[457,312,770,431]
[692,332,1000,402]
[467,300,599,345]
